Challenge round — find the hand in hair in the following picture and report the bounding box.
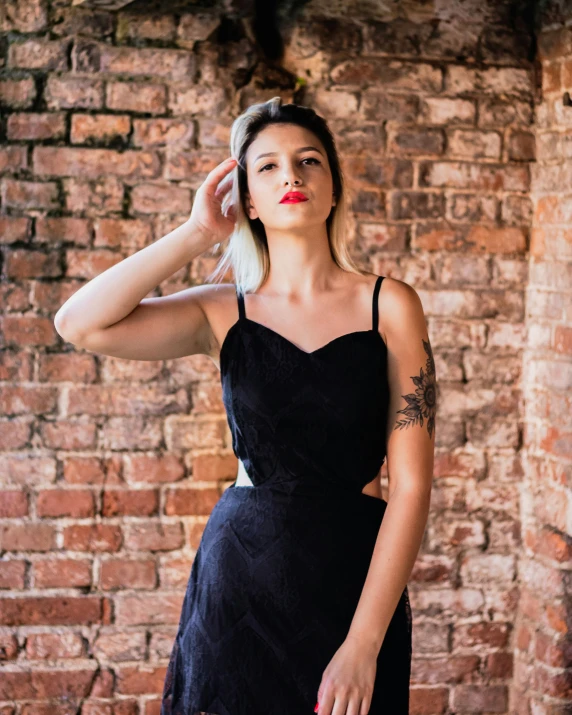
[187,157,238,247]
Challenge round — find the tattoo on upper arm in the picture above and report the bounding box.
[394,338,437,438]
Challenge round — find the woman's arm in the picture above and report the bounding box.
[346,278,437,650]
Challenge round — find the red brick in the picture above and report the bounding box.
[0,455,57,486]
[26,632,84,659]
[0,350,33,382]
[8,38,70,71]
[447,129,502,159]
[72,40,194,80]
[0,385,57,415]
[44,75,104,110]
[0,668,96,699]
[1,0,48,32]
[191,451,239,482]
[5,249,62,279]
[419,161,530,191]
[0,633,19,660]
[409,687,448,712]
[63,455,122,485]
[132,118,195,147]
[451,685,508,711]
[36,489,95,518]
[0,76,37,108]
[454,621,510,649]
[102,489,159,517]
[66,385,188,416]
[35,216,92,245]
[447,65,532,94]
[0,145,28,173]
[65,248,123,280]
[0,215,32,244]
[63,175,125,214]
[71,113,131,144]
[168,85,227,118]
[164,487,220,516]
[6,112,66,140]
[331,59,442,92]
[117,11,177,41]
[100,559,157,590]
[38,353,97,383]
[106,81,167,114]
[0,420,30,454]
[94,217,153,249]
[115,665,168,695]
[40,421,98,450]
[389,127,445,157]
[114,593,183,626]
[33,558,92,589]
[0,490,28,517]
[124,523,184,552]
[2,317,59,348]
[0,523,55,552]
[508,130,536,161]
[131,183,191,214]
[63,524,122,552]
[34,146,161,180]
[123,453,185,484]
[158,557,194,587]
[2,178,59,210]
[0,560,27,589]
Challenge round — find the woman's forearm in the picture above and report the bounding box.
[346,486,431,653]
[54,218,212,339]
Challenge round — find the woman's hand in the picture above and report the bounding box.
[187,156,238,248]
[315,634,378,715]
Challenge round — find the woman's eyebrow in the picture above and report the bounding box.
[253,146,324,162]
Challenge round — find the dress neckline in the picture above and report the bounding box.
[221,317,384,360]
[219,274,386,364]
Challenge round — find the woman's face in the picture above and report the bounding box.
[243,123,336,230]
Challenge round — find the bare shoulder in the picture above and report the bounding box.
[376,275,427,339]
[194,282,240,361]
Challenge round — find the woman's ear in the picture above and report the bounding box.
[245,193,258,220]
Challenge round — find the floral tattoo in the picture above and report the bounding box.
[395,338,437,438]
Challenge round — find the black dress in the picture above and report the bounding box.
[161,275,412,715]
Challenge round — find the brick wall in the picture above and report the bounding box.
[0,0,562,713]
[512,8,572,715]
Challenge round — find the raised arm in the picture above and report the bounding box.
[54,157,238,361]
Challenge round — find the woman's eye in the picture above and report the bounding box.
[259,158,320,172]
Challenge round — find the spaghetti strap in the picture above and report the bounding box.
[236,284,246,321]
[372,275,384,331]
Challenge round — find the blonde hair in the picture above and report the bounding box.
[205,96,368,294]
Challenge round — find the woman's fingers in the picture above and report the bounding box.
[202,158,237,197]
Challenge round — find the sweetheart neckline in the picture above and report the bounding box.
[219,316,387,363]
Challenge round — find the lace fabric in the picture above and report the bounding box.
[160,276,412,714]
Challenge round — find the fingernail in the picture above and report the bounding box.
[314,703,319,713]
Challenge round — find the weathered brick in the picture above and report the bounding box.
[0,560,27,590]
[8,38,70,71]
[106,81,167,114]
[44,75,104,110]
[70,113,131,144]
[0,145,28,173]
[33,558,92,588]
[4,316,58,348]
[34,146,161,180]
[0,76,37,108]
[37,489,95,518]
[102,489,159,517]
[0,490,28,517]
[130,183,191,214]
[2,179,59,210]
[100,559,157,590]
[63,524,123,552]
[6,112,66,140]
[164,487,221,516]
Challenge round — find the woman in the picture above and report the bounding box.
[55,97,437,715]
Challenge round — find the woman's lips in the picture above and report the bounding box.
[280,197,309,203]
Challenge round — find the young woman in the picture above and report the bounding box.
[55,97,437,715]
